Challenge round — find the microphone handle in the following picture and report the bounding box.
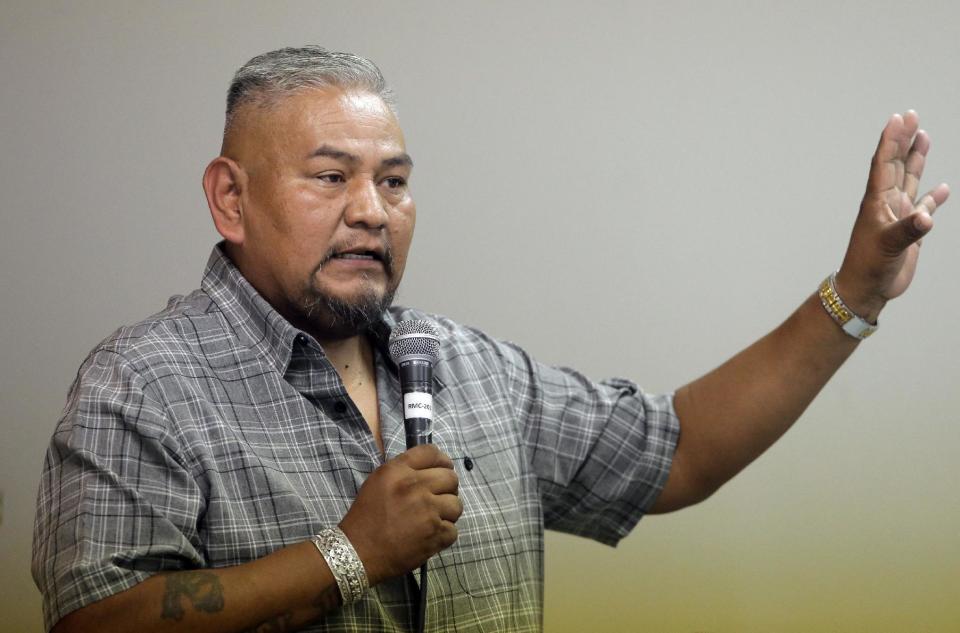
[404,416,431,449]
[400,360,433,448]
[398,361,432,632]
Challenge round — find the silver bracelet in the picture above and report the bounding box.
[311,527,369,606]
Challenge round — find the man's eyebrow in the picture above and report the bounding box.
[306,146,413,169]
[381,153,414,169]
[307,145,359,163]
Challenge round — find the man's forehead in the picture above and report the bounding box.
[267,87,397,130]
[227,86,405,159]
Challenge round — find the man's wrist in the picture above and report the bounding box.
[310,527,369,606]
[833,269,886,324]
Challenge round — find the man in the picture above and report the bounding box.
[33,46,949,632]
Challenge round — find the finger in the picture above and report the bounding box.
[903,129,930,201]
[398,444,454,470]
[868,112,919,195]
[435,521,458,549]
[900,109,920,157]
[872,114,903,164]
[435,493,464,523]
[896,190,912,220]
[868,114,904,194]
[918,182,951,216]
[418,467,459,495]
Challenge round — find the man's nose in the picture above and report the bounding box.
[344,179,388,229]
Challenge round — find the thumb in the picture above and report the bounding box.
[880,210,933,254]
[396,444,454,470]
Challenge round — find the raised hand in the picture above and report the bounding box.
[837,110,950,322]
[836,110,950,322]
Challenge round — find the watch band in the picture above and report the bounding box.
[818,272,878,340]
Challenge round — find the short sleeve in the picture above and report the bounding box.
[501,341,680,546]
[32,348,205,630]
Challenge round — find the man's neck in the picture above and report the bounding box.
[317,333,384,455]
[317,334,375,392]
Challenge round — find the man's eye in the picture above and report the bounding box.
[317,173,344,183]
[383,176,407,189]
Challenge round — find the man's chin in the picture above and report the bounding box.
[298,285,395,339]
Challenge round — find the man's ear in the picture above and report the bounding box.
[203,156,246,245]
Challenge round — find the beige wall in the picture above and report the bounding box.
[2,1,958,631]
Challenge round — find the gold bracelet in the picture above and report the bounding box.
[817,272,878,340]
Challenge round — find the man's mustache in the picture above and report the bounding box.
[319,239,395,276]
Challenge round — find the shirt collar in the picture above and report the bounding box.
[200,244,399,376]
[199,244,299,375]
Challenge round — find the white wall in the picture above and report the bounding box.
[2,1,958,631]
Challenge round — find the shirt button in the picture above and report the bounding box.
[333,400,348,414]
[463,457,474,471]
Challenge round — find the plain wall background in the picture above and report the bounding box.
[2,1,959,631]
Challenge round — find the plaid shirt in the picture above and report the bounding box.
[33,245,679,632]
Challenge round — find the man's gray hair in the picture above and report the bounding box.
[225,46,396,134]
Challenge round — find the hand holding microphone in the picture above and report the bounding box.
[338,319,459,628]
[339,444,461,587]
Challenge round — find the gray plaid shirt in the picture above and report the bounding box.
[33,245,679,632]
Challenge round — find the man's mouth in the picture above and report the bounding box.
[332,251,380,261]
[323,245,393,275]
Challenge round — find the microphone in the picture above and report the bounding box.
[387,319,440,633]
[388,319,441,449]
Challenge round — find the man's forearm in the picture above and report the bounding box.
[657,290,860,511]
[52,540,340,633]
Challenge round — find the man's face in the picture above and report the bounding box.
[225,87,415,339]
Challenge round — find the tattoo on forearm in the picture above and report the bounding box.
[242,612,295,633]
[160,571,225,621]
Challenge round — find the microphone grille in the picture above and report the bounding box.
[388,319,441,364]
